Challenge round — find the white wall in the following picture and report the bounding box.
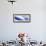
[0,0,46,41]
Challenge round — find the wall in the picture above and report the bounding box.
[0,0,46,41]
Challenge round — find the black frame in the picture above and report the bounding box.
[13,14,31,23]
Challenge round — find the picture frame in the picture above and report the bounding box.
[13,14,31,23]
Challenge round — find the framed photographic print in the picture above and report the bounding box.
[13,14,31,23]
